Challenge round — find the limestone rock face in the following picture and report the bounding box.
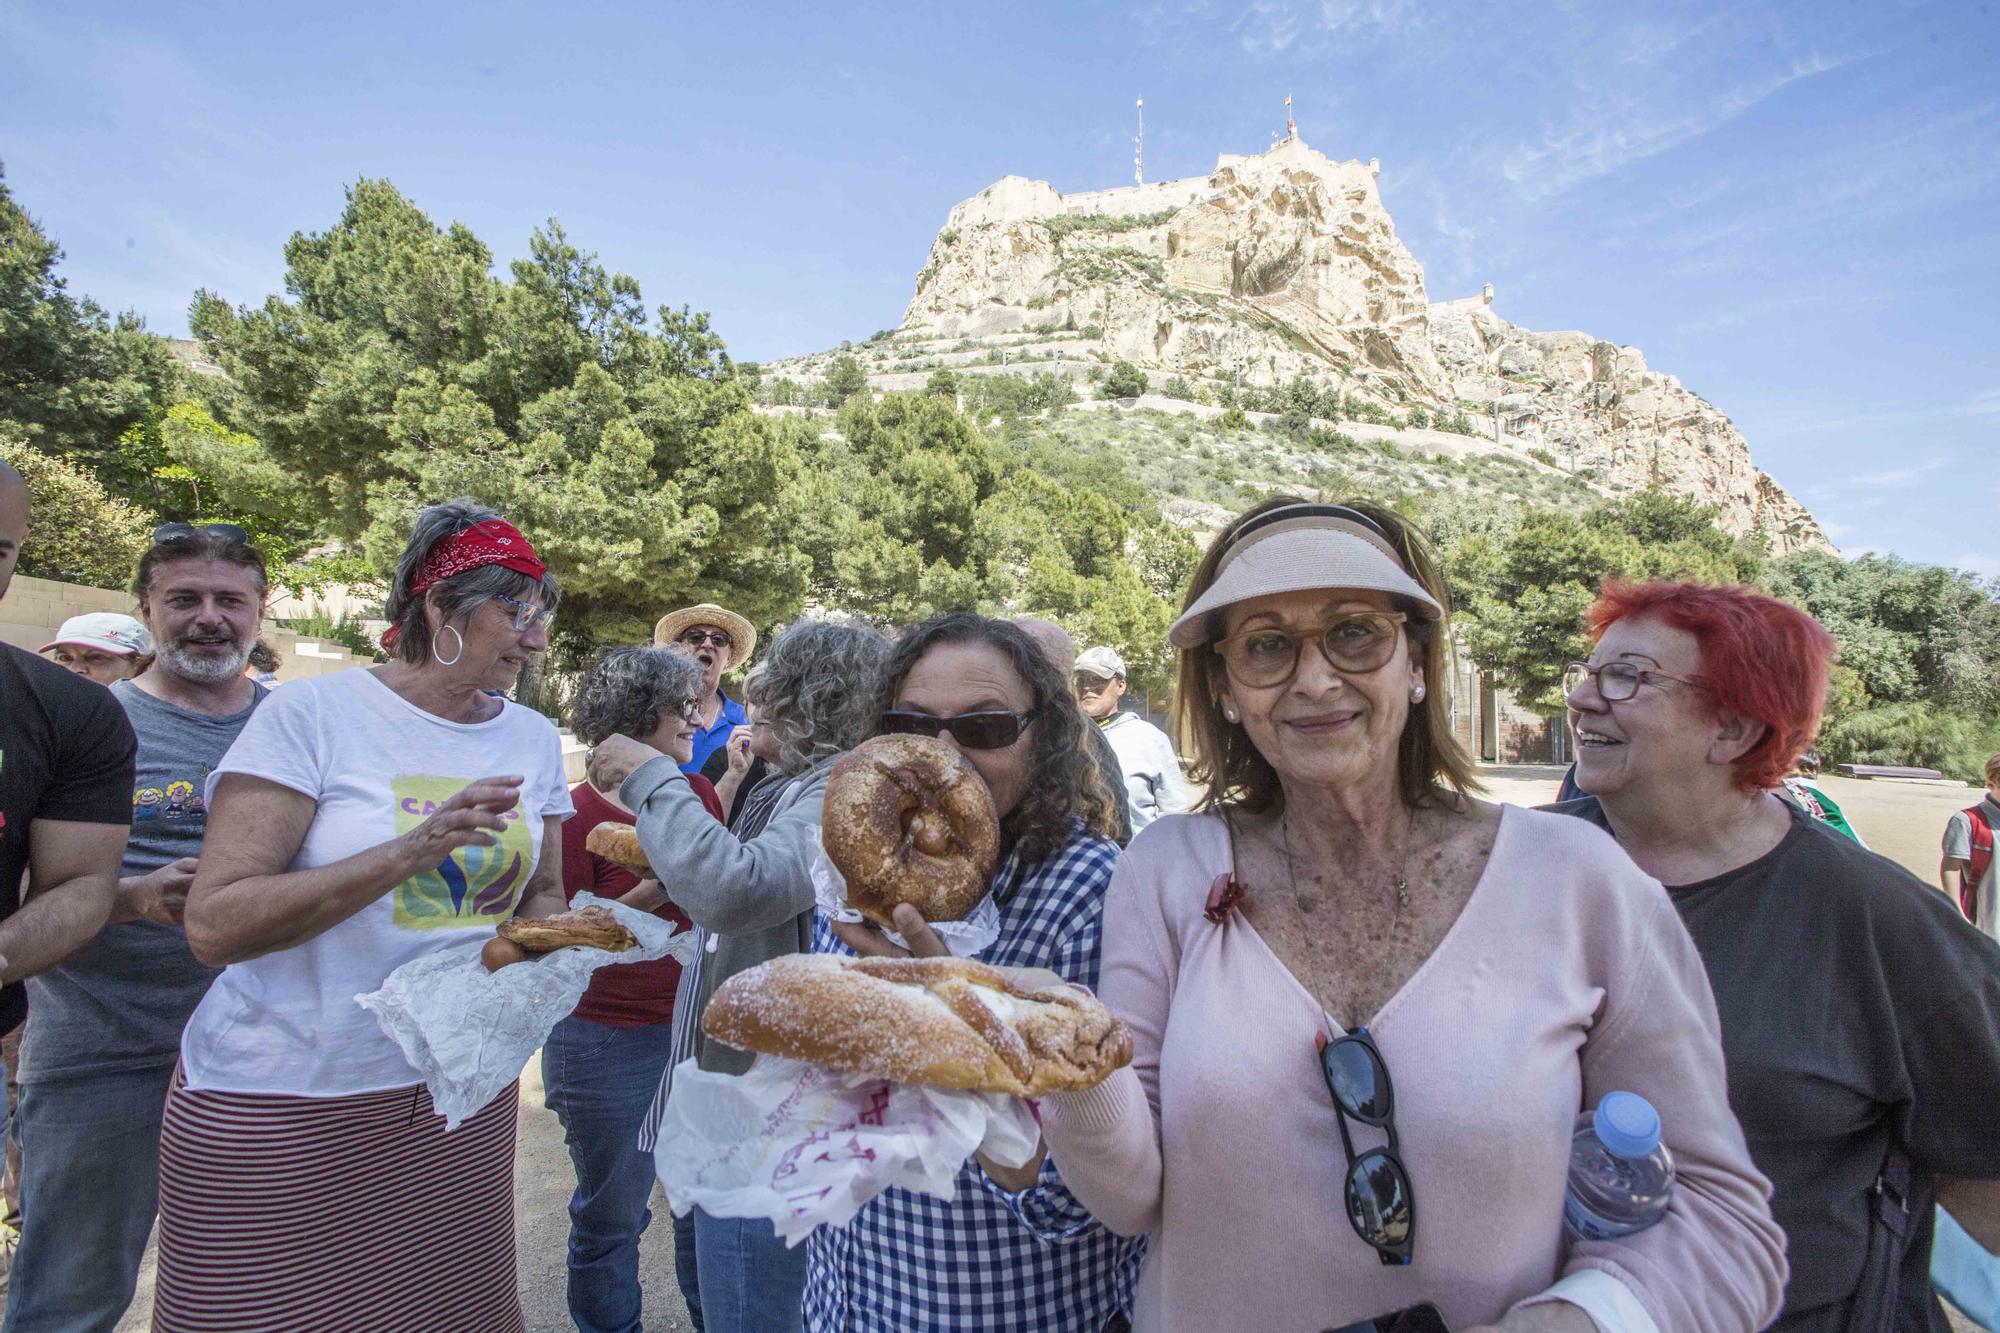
[905,138,1444,399]
[1426,299,1828,555]
[891,135,1828,554]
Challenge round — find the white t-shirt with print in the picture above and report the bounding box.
[181,669,574,1096]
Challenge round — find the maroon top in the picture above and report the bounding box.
[561,776,720,1027]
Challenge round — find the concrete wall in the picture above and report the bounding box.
[0,574,365,684]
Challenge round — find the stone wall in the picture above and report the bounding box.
[0,575,365,683]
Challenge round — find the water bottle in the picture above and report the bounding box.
[1563,1091,1674,1241]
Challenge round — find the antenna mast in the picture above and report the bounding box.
[1135,97,1145,184]
[1285,93,1296,141]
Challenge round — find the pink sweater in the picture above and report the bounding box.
[1042,807,1786,1332]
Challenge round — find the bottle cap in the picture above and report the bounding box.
[1594,1091,1661,1158]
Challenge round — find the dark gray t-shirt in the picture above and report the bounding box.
[20,679,263,1085]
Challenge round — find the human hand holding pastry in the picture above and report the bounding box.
[828,902,950,959]
[585,733,661,794]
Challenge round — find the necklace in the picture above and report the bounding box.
[1280,807,1411,928]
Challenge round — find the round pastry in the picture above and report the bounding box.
[481,937,528,971]
[702,953,1132,1097]
[822,734,1000,927]
[497,905,638,954]
[584,823,649,872]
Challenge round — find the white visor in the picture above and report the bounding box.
[1169,508,1443,650]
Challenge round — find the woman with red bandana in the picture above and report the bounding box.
[154,499,573,1332]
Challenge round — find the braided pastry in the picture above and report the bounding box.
[702,954,1131,1096]
[822,734,1000,927]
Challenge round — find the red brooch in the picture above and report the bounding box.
[1204,873,1246,924]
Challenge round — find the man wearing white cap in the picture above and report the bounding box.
[653,603,756,775]
[1074,645,1190,832]
[39,614,151,687]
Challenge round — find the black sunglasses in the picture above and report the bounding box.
[880,708,1039,750]
[1318,1027,1415,1266]
[151,522,250,546]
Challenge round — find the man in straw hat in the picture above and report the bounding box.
[653,603,756,774]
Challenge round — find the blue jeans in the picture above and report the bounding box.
[542,1016,679,1333]
[692,1208,807,1333]
[674,1206,706,1332]
[3,1063,174,1333]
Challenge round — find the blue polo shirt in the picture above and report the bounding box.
[683,692,747,774]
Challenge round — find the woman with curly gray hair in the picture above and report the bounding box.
[163,498,572,1330]
[806,612,1136,1333]
[550,647,722,1333]
[585,618,892,1333]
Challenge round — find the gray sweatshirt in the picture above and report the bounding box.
[621,751,834,1074]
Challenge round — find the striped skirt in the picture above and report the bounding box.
[153,1070,521,1332]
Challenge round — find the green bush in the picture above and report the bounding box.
[279,611,384,663]
[1527,447,1558,467]
[0,437,156,589]
[1099,362,1149,400]
[1819,702,2000,782]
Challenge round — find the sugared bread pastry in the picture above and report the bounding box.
[823,734,1000,927]
[702,954,1131,1097]
[497,905,637,954]
[584,823,649,873]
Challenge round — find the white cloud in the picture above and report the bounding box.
[1501,53,1848,202]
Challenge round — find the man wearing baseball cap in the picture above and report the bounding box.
[39,614,152,687]
[1075,645,1191,833]
[653,603,756,775]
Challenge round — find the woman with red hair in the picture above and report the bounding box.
[1556,579,2000,1332]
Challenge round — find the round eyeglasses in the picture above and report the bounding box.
[1213,612,1408,689]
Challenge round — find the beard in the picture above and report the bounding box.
[162,636,252,684]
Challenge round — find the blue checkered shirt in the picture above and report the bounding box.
[802,820,1145,1332]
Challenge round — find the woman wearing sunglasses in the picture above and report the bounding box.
[809,612,1137,1333]
[1038,498,1785,1333]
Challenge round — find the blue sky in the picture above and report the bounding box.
[3,0,1995,575]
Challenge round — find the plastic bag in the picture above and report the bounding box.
[356,892,696,1128]
[811,846,1000,957]
[653,1054,1042,1245]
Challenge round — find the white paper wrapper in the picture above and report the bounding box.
[653,1054,1042,1245]
[811,847,1000,957]
[356,893,696,1129]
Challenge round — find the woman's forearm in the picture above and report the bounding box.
[187,838,421,966]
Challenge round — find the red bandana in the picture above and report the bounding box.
[381,520,548,648]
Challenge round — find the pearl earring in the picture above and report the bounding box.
[1223,707,1239,722]
[1411,685,1426,702]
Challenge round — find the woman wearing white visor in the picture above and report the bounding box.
[1039,496,1785,1333]
[40,613,151,686]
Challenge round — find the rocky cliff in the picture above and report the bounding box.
[890,136,1828,554]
